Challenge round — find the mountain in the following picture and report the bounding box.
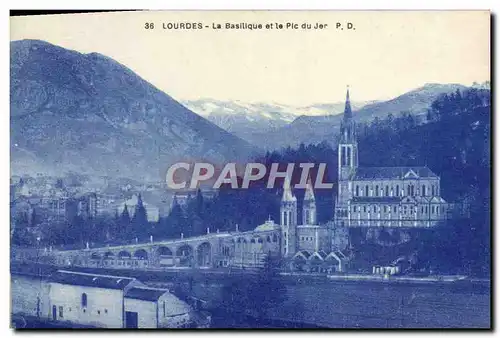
[10,40,258,181]
[246,83,470,150]
[182,99,371,145]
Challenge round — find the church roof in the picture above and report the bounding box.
[353,166,438,180]
[352,197,401,203]
[254,219,280,232]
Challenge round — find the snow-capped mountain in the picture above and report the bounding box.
[181,99,371,144]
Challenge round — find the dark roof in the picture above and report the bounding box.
[49,270,135,290]
[125,287,168,302]
[353,167,438,180]
[295,250,311,259]
[352,197,401,203]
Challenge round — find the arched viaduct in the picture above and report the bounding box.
[50,228,281,270]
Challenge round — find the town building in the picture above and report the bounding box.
[47,270,197,328]
[124,286,192,328]
[49,270,141,328]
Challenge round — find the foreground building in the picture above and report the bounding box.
[46,270,203,328]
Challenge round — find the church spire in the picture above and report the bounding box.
[304,176,315,201]
[281,174,297,202]
[344,85,352,120]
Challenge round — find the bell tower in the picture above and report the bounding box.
[302,177,316,225]
[335,86,358,225]
[280,175,297,257]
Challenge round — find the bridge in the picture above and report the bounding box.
[37,221,282,270]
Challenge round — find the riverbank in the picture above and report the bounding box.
[11,261,489,287]
[11,263,491,329]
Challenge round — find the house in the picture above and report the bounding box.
[124,286,192,328]
[47,270,197,328]
[48,270,140,328]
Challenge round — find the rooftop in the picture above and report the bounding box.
[125,286,168,302]
[353,166,438,180]
[49,270,136,290]
[352,197,402,203]
[254,219,280,232]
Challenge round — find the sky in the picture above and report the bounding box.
[10,11,490,106]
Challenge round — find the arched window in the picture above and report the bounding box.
[355,185,359,196]
[365,185,369,197]
[396,186,400,196]
[422,185,426,197]
[272,234,278,243]
[385,186,389,197]
[407,185,411,197]
[432,185,435,196]
[81,293,87,308]
[375,186,379,196]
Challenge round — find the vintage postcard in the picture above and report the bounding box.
[9,10,491,329]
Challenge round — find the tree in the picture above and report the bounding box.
[119,204,131,240]
[131,194,149,240]
[167,196,188,238]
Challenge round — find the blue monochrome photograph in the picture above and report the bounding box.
[9,11,491,329]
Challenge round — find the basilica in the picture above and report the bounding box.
[278,87,452,260]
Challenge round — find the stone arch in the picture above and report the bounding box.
[157,246,173,257]
[236,238,247,252]
[103,251,114,259]
[196,242,212,267]
[134,249,148,260]
[272,234,278,243]
[118,250,131,259]
[176,244,194,267]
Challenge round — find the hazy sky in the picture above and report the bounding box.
[10,11,490,106]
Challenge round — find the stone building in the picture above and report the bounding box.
[47,270,197,328]
[334,88,452,228]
